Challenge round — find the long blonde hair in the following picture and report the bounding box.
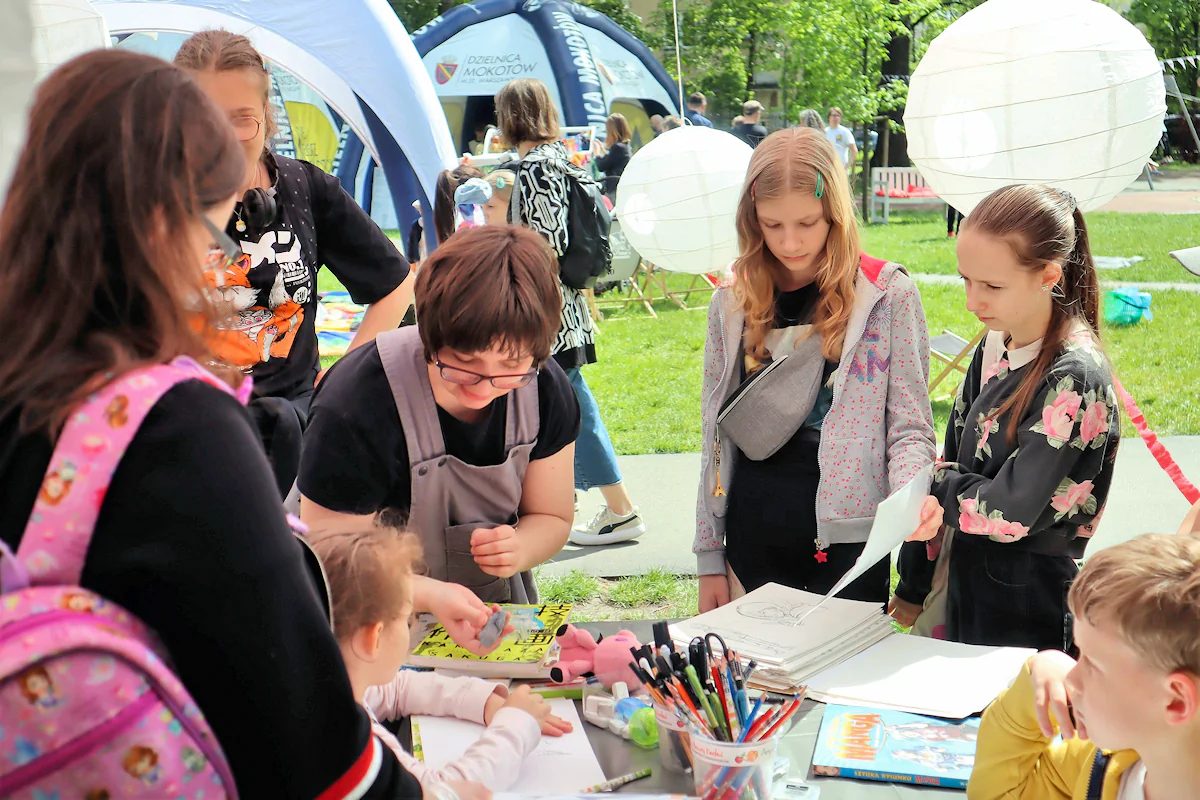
[733,128,859,362]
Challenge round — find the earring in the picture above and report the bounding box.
[1042,286,1049,292]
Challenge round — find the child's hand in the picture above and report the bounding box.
[1028,650,1085,740]
[501,685,574,736]
[470,525,522,578]
[905,497,944,542]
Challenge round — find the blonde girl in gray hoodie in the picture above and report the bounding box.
[696,128,941,612]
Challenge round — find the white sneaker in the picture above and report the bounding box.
[569,506,646,546]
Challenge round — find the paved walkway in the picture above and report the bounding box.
[545,437,1200,578]
[1099,170,1200,214]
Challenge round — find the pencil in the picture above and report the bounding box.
[581,767,651,793]
[754,693,804,741]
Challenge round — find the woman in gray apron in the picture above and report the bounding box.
[297,226,581,604]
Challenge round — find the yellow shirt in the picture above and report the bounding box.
[968,659,1140,800]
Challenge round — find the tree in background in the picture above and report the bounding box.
[1129,0,1199,110]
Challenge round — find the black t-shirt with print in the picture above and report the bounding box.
[298,340,582,516]
[224,154,410,402]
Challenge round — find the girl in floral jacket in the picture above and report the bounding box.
[893,184,1119,652]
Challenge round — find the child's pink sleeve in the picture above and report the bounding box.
[420,708,541,790]
[365,672,541,790]
[365,670,502,723]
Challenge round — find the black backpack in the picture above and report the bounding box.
[519,153,612,290]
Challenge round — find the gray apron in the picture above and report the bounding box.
[376,327,539,604]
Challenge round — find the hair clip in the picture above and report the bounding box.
[495,176,508,189]
[1058,188,1077,213]
[815,171,824,199]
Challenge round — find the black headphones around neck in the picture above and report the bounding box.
[237,153,279,234]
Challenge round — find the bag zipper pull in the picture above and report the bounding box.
[814,537,828,563]
[712,434,726,497]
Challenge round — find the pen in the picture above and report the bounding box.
[684,665,720,731]
[581,767,651,793]
[738,692,765,742]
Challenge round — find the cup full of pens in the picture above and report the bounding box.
[627,624,805,798]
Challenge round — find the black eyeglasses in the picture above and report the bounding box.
[435,358,538,390]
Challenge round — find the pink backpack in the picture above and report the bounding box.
[0,357,248,799]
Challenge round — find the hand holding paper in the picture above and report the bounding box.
[906,496,943,542]
[803,463,935,617]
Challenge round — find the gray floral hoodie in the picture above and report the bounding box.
[695,255,938,576]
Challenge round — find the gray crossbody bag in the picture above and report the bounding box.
[716,332,826,461]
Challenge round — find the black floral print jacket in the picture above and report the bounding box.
[896,329,1119,604]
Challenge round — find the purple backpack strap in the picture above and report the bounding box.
[15,357,242,586]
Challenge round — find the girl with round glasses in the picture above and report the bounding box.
[174,31,414,491]
[298,226,582,604]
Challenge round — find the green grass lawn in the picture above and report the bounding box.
[865,210,1200,285]
[319,211,1200,449]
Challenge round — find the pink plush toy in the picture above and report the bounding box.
[550,625,642,689]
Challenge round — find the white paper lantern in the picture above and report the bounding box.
[616,126,753,274]
[31,0,110,81]
[905,0,1166,215]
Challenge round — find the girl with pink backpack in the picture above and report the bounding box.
[0,49,487,800]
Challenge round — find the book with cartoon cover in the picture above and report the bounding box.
[811,704,980,789]
[408,603,571,678]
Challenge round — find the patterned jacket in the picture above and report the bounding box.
[509,141,596,369]
[896,327,1119,605]
[694,255,937,575]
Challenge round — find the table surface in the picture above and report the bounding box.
[578,621,961,797]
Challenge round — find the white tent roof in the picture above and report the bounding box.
[95,0,456,204]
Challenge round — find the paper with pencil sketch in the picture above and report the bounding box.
[801,462,935,620]
[412,698,604,792]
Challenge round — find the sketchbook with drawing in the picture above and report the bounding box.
[670,583,893,693]
[812,704,980,789]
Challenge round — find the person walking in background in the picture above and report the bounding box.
[685,92,714,128]
[593,113,633,201]
[494,78,646,547]
[824,107,857,176]
[732,100,769,148]
[798,109,824,131]
[649,114,664,137]
[662,115,684,132]
[946,204,963,239]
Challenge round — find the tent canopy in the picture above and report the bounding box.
[95,0,457,231]
[412,0,680,154]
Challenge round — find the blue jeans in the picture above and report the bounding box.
[566,367,623,491]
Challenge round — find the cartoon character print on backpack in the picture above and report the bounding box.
[123,745,161,786]
[0,359,239,799]
[16,666,62,710]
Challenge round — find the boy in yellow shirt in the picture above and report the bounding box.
[969,533,1200,800]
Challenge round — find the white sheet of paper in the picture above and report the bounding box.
[801,462,934,620]
[413,698,605,793]
[805,633,1034,718]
